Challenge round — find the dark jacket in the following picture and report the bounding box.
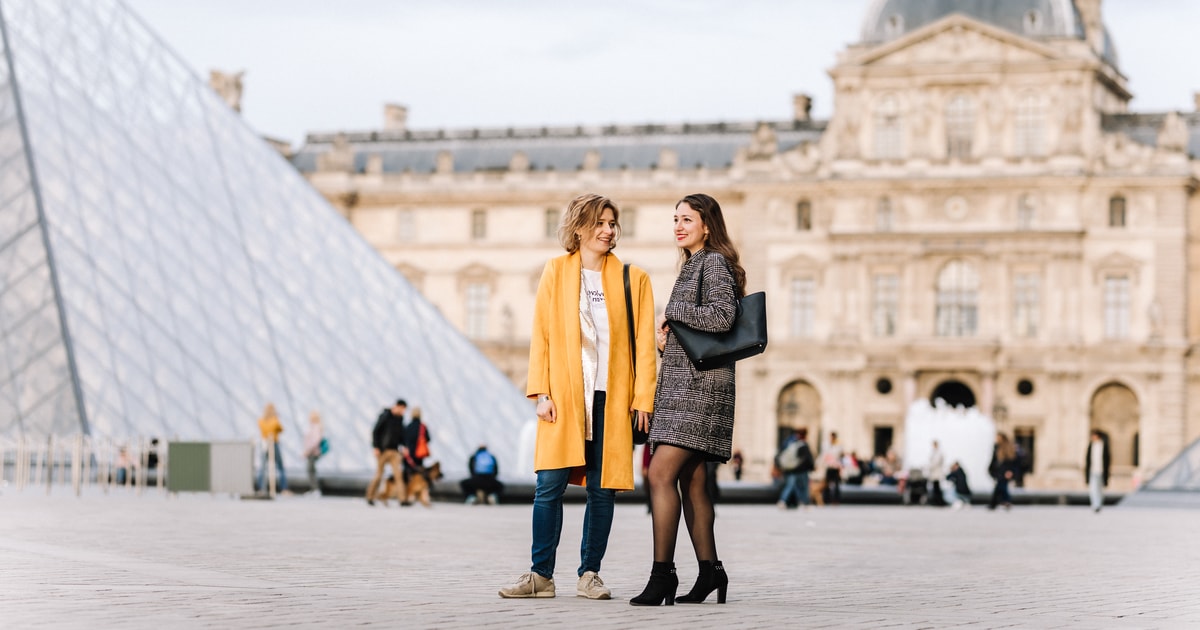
[988,446,1019,481]
[947,467,970,496]
[372,409,405,451]
[1084,437,1111,486]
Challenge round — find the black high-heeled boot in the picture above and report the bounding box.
[676,559,728,604]
[629,561,678,606]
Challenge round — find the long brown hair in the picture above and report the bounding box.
[996,433,1017,461]
[677,193,746,297]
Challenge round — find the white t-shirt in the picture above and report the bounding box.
[582,269,609,391]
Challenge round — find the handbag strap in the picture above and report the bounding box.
[623,264,635,378]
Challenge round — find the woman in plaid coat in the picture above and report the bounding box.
[631,193,744,607]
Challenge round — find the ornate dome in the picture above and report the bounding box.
[861,0,1117,66]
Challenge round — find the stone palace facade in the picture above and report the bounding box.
[291,0,1200,489]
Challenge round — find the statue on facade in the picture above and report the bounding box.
[748,122,777,159]
[316,132,354,173]
[208,69,244,113]
[1157,112,1188,153]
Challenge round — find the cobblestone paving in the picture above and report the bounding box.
[1,489,1198,629]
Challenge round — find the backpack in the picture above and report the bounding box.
[777,441,803,471]
[473,450,497,475]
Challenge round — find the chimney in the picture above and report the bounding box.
[1075,0,1104,57]
[793,93,812,122]
[384,104,408,132]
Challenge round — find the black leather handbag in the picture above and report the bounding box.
[666,269,767,371]
[623,264,649,445]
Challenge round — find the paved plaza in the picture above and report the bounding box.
[2,489,1198,629]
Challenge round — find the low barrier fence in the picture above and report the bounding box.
[0,435,266,497]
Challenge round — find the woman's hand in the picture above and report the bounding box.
[537,398,557,423]
[655,315,668,352]
[633,409,650,433]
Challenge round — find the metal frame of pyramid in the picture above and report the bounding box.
[0,0,535,483]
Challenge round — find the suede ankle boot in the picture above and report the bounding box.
[676,559,728,604]
[629,561,678,606]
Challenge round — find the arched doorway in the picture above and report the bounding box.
[930,379,976,409]
[1090,383,1139,472]
[777,380,821,449]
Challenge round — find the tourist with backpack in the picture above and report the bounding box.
[775,428,815,509]
[462,444,504,504]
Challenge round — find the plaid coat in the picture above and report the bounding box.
[650,249,738,462]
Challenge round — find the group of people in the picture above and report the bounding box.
[774,430,874,507]
[255,403,325,496]
[364,399,432,506]
[497,193,743,606]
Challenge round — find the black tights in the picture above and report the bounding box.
[646,444,716,564]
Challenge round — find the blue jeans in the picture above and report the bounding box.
[779,471,810,506]
[256,441,287,491]
[530,392,615,580]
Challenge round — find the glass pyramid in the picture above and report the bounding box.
[1122,437,1200,508]
[0,0,535,482]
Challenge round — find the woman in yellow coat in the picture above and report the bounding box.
[499,193,657,600]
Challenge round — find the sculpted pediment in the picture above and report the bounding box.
[856,15,1060,67]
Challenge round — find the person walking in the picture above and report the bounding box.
[988,432,1019,510]
[302,411,324,496]
[820,432,844,505]
[775,428,814,509]
[927,440,947,507]
[402,407,432,496]
[498,193,657,600]
[631,193,745,606]
[255,403,287,494]
[1084,430,1110,513]
[366,400,407,506]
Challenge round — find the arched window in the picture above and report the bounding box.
[874,96,903,160]
[935,260,979,337]
[945,95,974,159]
[1108,195,1126,228]
[1014,94,1045,157]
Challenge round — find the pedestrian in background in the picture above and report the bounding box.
[366,400,407,506]
[927,440,946,507]
[462,444,503,504]
[988,432,1018,510]
[946,461,972,509]
[632,193,744,606]
[775,428,814,509]
[255,403,287,494]
[499,193,657,601]
[403,406,432,488]
[1084,430,1110,513]
[820,431,844,505]
[302,411,324,496]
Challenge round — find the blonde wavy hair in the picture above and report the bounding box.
[557,193,621,253]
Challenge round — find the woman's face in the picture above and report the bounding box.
[674,202,707,253]
[578,207,616,256]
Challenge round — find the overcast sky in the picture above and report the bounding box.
[123,0,1200,147]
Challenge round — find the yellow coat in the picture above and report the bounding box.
[527,251,657,490]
